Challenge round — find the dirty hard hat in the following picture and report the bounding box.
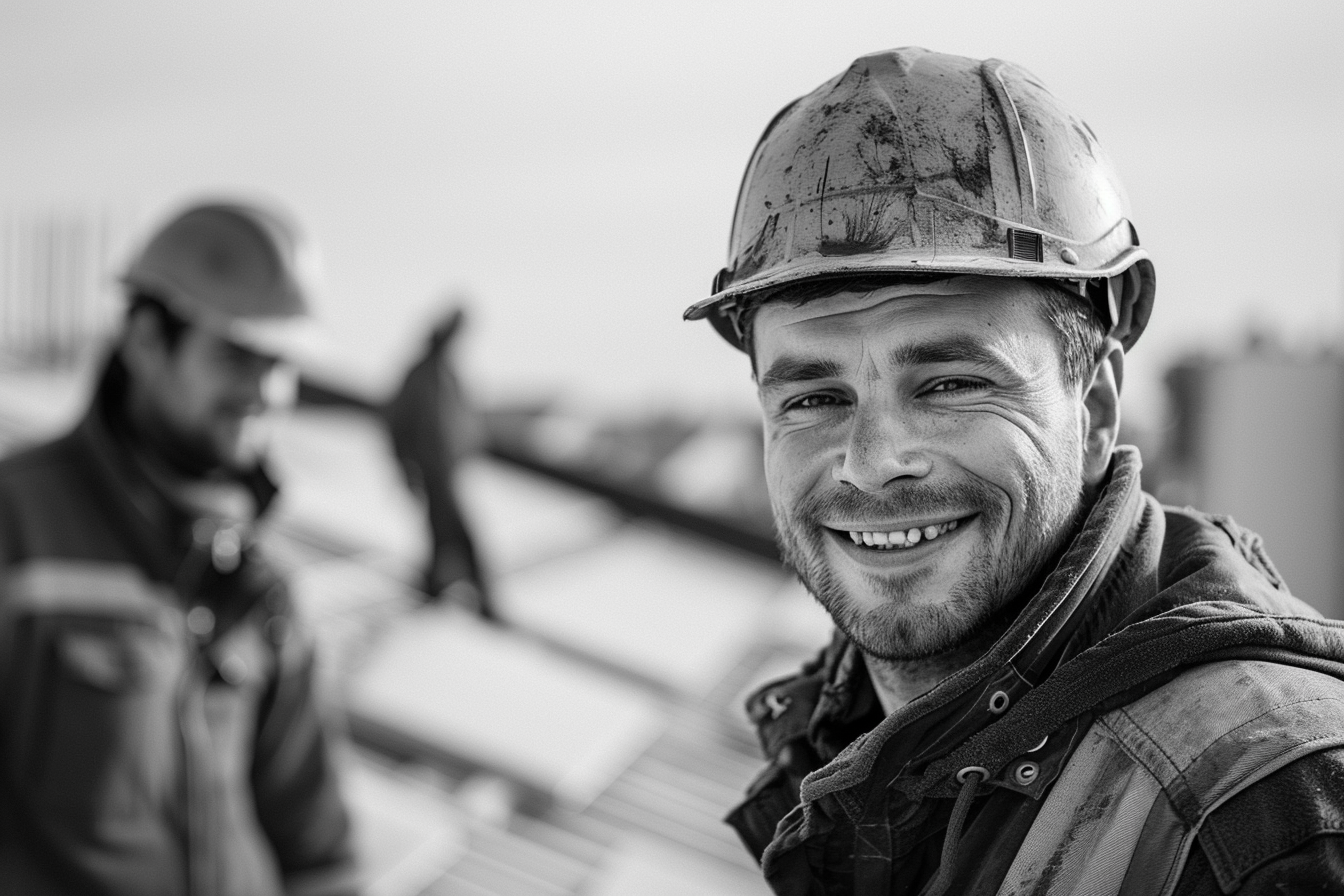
[684,47,1155,352]
[121,200,319,360]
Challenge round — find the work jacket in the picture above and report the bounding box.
[730,447,1344,894]
[0,362,358,896]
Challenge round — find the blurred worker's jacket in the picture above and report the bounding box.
[732,447,1344,895]
[0,359,358,896]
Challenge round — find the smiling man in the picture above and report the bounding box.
[686,48,1344,895]
[0,201,358,895]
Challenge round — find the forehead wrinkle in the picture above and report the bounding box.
[859,341,882,385]
[885,335,1020,374]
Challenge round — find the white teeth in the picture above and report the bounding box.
[846,518,965,550]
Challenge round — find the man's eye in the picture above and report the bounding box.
[928,377,984,393]
[785,393,843,411]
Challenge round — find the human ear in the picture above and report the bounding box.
[1081,338,1123,487]
[118,307,169,380]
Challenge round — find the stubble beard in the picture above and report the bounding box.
[774,457,1085,663]
[139,400,264,478]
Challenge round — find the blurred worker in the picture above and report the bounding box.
[0,200,359,895]
[382,305,494,619]
[686,48,1344,894]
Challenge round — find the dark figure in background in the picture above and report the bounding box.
[0,201,359,895]
[382,307,494,619]
[687,47,1344,895]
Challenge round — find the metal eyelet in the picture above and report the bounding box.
[211,527,242,573]
[186,605,215,638]
[987,690,1011,714]
[956,766,989,784]
[1014,761,1040,786]
[219,653,248,686]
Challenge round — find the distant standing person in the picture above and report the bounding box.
[0,200,360,894]
[383,306,494,619]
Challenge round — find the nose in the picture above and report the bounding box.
[834,405,932,493]
[232,355,294,413]
[260,362,298,411]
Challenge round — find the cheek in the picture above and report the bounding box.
[934,416,1062,512]
[762,439,794,505]
[179,381,223,427]
[956,397,1080,468]
[162,357,217,414]
[763,425,832,502]
[156,379,201,427]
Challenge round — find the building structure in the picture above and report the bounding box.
[1165,345,1344,618]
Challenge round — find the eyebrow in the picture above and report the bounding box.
[758,335,1016,391]
[758,356,845,390]
[886,336,1013,372]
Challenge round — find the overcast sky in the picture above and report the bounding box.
[1,0,1340,427]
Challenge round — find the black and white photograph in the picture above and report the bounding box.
[1,2,1341,893]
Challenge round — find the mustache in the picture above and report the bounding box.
[789,478,1001,526]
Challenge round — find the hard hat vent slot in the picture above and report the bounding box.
[1007,229,1044,262]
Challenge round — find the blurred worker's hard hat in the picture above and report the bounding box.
[121,199,321,360]
[684,47,1155,352]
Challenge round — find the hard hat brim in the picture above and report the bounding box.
[683,244,1150,322]
[215,313,324,364]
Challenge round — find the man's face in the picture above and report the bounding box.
[132,319,296,475]
[754,276,1096,662]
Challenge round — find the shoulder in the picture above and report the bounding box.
[1154,502,1320,617]
[0,431,89,559]
[0,428,93,529]
[1104,660,1344,783]
[0,429,81,489]
[1095,657,1344,869]
[1080,660,1344,893]
[1187,745,1344,893]
[742,630,859,760]
[1161,505,1283,585]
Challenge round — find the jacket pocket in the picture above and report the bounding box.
[31,623,180,819]
[56,630,142,692]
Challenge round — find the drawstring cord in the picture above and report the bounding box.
[922,767,986,896]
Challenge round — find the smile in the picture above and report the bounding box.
[839,517,969,551]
